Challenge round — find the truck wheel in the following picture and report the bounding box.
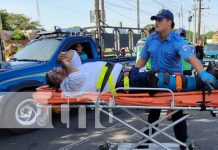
[2,92,41,134]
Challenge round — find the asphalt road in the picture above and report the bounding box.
[0,109,218,150]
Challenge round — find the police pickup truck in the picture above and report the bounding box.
[0,29,136,133]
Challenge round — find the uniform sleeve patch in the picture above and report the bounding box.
[182,45,190,52]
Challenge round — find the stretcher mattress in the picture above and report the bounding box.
[33,86,218,107]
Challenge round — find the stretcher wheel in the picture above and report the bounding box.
[99,141,117,150]
[98,142,111,150]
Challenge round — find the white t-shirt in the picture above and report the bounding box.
[60,61,123,97]
[70,50,82,69]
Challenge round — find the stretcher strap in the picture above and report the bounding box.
[96,62,117,95]
[96,63,108,90]
[124,76,130,88]
[175,73,182,90]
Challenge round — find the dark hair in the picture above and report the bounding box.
[45,73,60,92]
[180,32,186,37]
[147,26,155,34]
[171,21,175,29]
[166,18,175,29]
[45,73,55,87]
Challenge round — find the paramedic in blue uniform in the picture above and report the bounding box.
[136,9,215,149]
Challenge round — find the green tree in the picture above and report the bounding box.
[0,9,41,31]
[7,13,41,30]
[205,31,214,39]
[11,29,27,40]
[0,9,11,30]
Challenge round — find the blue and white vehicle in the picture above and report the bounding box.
[204,43,218,63]
[0,29,135,133]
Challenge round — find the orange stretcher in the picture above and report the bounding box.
[33,85,218,108]
[33,86,218,150]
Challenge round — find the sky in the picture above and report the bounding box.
[1,0,218,33]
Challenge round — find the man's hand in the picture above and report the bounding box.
[199,70,216,86]
[57,51,73,62]
[61,59,77,75]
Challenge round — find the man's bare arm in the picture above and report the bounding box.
[135,58,147,68]
[188,55,204,73]
[61,59,77,75]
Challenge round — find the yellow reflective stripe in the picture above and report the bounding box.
[96,62,108,90]
[108,74,117,95]
[124,76,130,88]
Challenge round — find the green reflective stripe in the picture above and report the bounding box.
[146,59,151,70]
[96,63,117,95]
[136,48,142,62]
[96,62,107,90]
[108,74,117,95]
[124,76,130,88]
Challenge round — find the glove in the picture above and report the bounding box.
[199,70,216,86]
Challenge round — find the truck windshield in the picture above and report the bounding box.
[205,44,218,51]
[13,38,62,61]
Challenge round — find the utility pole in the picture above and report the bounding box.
[197,0,202,38]
[178,13,181,27]
[0,14,4,61]
[193,2,197,45]
[36,0,40,24]
[94,0,101,57]
[100,0,105,25]
[137,0,140,34]
[99,0,105,58]
[181,5,184,28]
[188,11,192,41]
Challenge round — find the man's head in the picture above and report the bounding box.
[75,43,83,53]
[146,26,155,36]
[46,67,67,87]
[151,9,175,33]
[176,28,186,38]
[197,39,203,46]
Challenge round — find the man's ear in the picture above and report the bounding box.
[169,20,172,26]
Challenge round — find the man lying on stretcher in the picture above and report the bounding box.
[45,58,216,97]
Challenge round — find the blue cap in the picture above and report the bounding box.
[151,9,174,21]
[176,28,186,36]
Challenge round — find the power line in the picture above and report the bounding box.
[105,1,134,11]
[106,0,152,15]
[105,5,148,25]
[40,0,87,16]
[105,6,137,22]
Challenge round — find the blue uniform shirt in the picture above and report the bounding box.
[140,31,194,74]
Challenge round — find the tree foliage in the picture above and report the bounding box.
[0,9,41,31]
[0,9,11,30]
[205,31,214,39]
[11,29,27,40]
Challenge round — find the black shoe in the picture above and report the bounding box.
[99,143,111,150]
[180,145,187,150]
[180,144,200,150]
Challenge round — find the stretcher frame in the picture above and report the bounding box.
[35,87,218,150]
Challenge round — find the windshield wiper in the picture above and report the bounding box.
[16,59,45,62]
[10,58,17,61]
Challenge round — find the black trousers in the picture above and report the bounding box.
[116,67,188,143]
[146,109,188,143]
